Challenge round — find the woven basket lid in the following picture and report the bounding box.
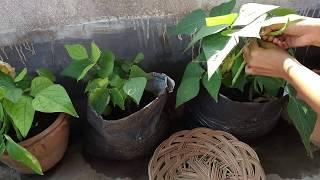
[148,128,266,180]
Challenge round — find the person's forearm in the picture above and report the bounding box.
[284,59,320,114]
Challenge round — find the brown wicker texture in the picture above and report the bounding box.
[148,128,266,180]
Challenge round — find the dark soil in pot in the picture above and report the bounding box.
[8,112,59,142]
[186,86,285,139]
[84,73,175,160]
[104,91,156,120]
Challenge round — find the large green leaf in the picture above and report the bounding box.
[210,0,236,17]
[202,34,239,79]
[129,65,151,79]
[16,74,32,91]
[133,53,144,64]
[32,85,78,117]
[110,88,125,110]
[91,42,101,63]
[0,72,22,103]
[205,13,238,27]
[4,135,43,175]
[287,86,317,156]
[176,62,204,107]
[97,50,115,78]
[14,68,27,83]
[62,59,92,80]
[110,75,125,88]
[255,76,284,97]
[85,78,108,93]
[186,25,228,50]
[233,3,279,26]
[30,77,54,97]
[36,68,56,82]
[269,7,297,16]
[89,88,110,115]
[64,44,88,61]
[123,77,147,105]
[202,71,221,102]
[3,96,35,138]
[168,9,207,35]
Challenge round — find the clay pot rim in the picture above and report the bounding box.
[18,113,67,148]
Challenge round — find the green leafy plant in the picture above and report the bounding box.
[63,42,150,116]
[171,1,316,156]
[0,63,78,175]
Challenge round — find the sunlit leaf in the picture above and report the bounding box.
[206,13,238,27]
[123,77,147,105]
[64,44,88,61]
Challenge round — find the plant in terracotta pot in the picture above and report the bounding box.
[0,62,78,175]
[62,42,174,159]
[171,1,316,156]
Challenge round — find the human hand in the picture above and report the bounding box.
[261,16,320,48]
[243,40,299,80]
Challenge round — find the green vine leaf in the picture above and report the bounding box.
[209,0,236,17]
[5,135,43,175]
[32,85,78,117]
[91,42,101,63]
[287,85,317,157]
[3,96,35,138]
[123,77,147,105]
[62,59,92,80]
[168,9,207,35]
[176,62,204,107]
[30,77,54,97]
[89,88,110,115]
[36,68,56,82]
[14,68,27,83]
[130,65,151,79]
[133,53,144,64]
[110,88,125,110]
[269,7,297,17]
[202,71,221,102]
[85,78,108,93]
[97,50,115,78]
[186,25,228,50]
[64,44,88,61]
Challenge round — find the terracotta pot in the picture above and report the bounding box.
[1,113,69,174]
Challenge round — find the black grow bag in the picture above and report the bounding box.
[186,87,285,139]
[85,73,175,160]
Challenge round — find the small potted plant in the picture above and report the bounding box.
[0,62,78,175]
[63,42,174,159]
[171,1,316,156]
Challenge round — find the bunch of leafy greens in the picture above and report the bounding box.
[63,42,150,116]
[171,1,316,156]
[0,66,78,175]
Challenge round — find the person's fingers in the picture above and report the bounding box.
[261,24,285,35]
[267,36,275,42]
[286,35,311,48]
[248,39,259,49]
[245,65,254,75]
[243,45,250,62]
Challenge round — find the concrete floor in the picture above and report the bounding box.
[1,120,320,180]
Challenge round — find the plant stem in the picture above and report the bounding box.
[232,59,246,86]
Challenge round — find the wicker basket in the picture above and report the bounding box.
[148,128,266,180]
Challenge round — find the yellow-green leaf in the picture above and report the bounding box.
[206,13,238,27]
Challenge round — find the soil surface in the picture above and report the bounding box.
[103,91,157,120]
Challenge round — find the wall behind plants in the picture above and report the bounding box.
[0,0,319,137]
